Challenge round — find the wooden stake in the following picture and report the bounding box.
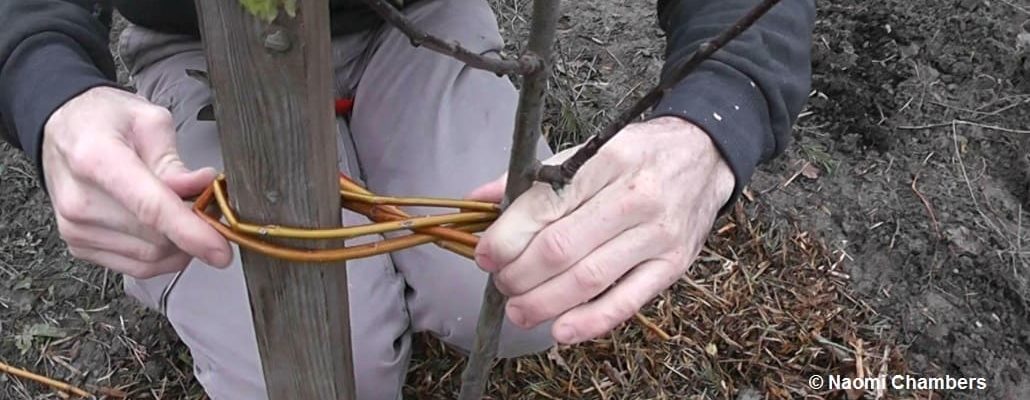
[194,0,355,398]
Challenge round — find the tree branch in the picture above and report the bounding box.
[360,0,541,76]
[456,0,562,398]
[535,0,783,188]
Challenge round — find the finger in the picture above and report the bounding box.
[493,181,654,296]
[89,141,231,267]
[53,183,172,245]
[127,107,219,198]
[475,154,625,272]
[465,143,581,203]
[465,173,506,203]
[504,226,656,328]
[129,105,180,173]
[57,215,180,263]
[70,247,193,279]
[162,166,218,198]
[550,259,678,344]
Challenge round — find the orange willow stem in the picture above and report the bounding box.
[343,201,483,248]
[222,194,495,240]
[633,312,672,341]
[0,360,92,398]
[231,211,494,240]
[193,174,497,262]
[211,176,239,227]
[193,174,671,335]
[340,191,499,212]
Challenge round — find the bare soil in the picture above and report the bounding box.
[2,0,1029,399]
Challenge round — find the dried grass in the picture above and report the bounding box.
[405,204,921,399]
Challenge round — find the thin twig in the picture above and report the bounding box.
[950,123,1011,244]
[999,0,1030,15]
[634,312,673,341]
[360,0,540,76]
[0,361,93,398]
[535,0,783,187]
[910,173,942,240]
[898,119,1030,134]
[1017,205,1024,277]
[458,0,562,398]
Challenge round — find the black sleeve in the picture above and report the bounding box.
[649,0,815,207]
[0,0,119,170]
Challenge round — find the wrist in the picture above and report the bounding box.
[646,116,736,208]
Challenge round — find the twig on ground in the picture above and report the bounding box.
[633,312,673,341]
[999,0,1030,15]
[910,173,942,240]
[930,96,1030,117]
[535,0,783,188]
[898,119,1030,134]
[950,123,1012,244]
[1016,205,1024,278]
[0,361,93,398]
[457,0,562,398]
[360,0,540,76]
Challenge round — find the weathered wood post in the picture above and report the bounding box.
[194,1,356,398]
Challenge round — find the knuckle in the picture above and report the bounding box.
[572,261,608,292]
[600,146,636,169]
[480,235,517,268]
[540,229,573,266]
[66,144,102,178]
[652,222,679,242]
[66,246,85,259]
[133,245,164,263]
[627,179,662,217]
[135,105,174,131]
[603,298,638,327]
[54,195,90,223]
[133,195,166,228]
[494,270,517,295]
[667,251,690,273]
[56,223,84,247]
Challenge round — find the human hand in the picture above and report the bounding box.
[469,116,734,344]
[42,86,232,278]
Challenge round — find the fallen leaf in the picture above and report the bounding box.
[801,162,821,180]
[705,342,718,356]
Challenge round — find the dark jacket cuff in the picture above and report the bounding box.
[0,32,118,172]
[647,59,772,213]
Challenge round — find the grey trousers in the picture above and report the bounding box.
[117,1,554,398]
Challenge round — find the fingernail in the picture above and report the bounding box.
[554,324,579,344]
[205,249,227,267]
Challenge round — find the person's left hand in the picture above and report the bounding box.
[468,116,735,344]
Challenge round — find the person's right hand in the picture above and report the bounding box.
[41,86,232,278]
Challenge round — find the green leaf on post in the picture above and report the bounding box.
[238,0,298,22]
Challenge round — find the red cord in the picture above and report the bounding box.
[335,98,354,116]
[335,99,355,181]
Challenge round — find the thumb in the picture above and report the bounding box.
[160,163,218,198]
[128,105,216,197]
[465,144,582,203]
[465,173,507,203]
